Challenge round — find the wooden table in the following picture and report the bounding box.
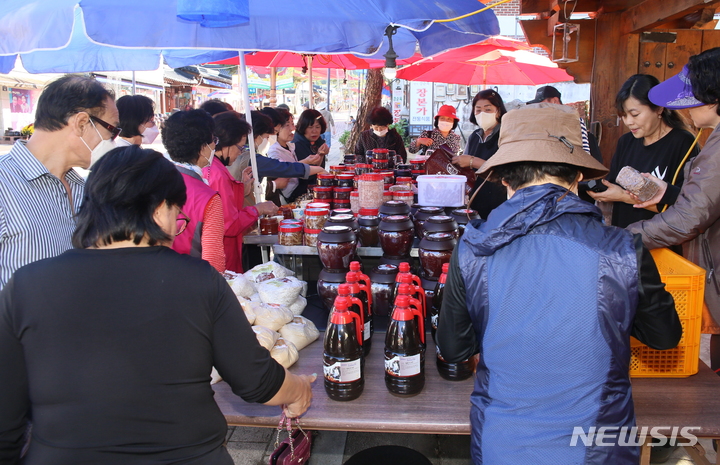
[213,337,720,464]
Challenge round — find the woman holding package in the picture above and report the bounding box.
[408,104,462,154]
[293,108,330,165]
[0,146,314,464]
[209,111,278,273]
[115,95,159,147]
[452,90,509,218]
[162,109,225,272]
[627,48,720,375]
[354,106,408,162]
[588,74,698,228]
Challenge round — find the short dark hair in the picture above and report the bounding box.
[260,107,283,128]
[490,161,580,190]
[469,89,507,125]
[34,75,114,132]
[615,74,687,130]
[368,107,393,126]
[214,111,251,150]
[688,47,720,116]
[117,95,155,138]
[275,108,293,126]
[162,110,214,164]
[296,109,327,136]
[434,115,458,131]
[73,146,186,248]
[246,111,275,138]
[200,99,231,116]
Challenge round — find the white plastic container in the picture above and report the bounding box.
[417,175,466,207]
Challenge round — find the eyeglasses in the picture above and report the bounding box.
[211,136,219,146]
[175,210,190,236]
[90,115,122,140]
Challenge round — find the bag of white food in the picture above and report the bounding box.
[271,336,299,368]
[244,262,294,283]
[280,316,319,350]
[257,277,304,306]
[252,302,294,331]
[222,270,255,298]
[288,295,307,316]
[252,325,280,351]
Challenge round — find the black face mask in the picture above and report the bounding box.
[219,154,231,166]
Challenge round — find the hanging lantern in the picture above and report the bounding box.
[552,22,580,64]
[177,0,249,27]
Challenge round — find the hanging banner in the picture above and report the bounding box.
[392,81,404,123]
[409,81,432,125]
[245,67,294,90]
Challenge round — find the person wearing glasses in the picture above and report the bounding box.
[162,109,226,273]
[0,146,315,464]
[0,75,118,290]
[115,95,160,147]
[209,111,278,273]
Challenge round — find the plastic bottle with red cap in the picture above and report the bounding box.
[346,271,373,355]
[385,295,425,396]
[323,295,365,401]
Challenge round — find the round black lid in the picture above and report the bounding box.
[357,215,380,227]
[419,232,457,251]
[379,200,411,216]
[369,264,399,283]
[451,208,480,224]
[415,206,444,221]
[318,225,355,243]
[379,215,414,232]
[426,215,454,224]
[319,268,349,283]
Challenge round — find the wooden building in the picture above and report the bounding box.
[520,0,720,163]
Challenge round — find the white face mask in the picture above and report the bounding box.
[257,136,271,154]
[479,111,498,132]
[203,144,215,167]
[142,124,160,144]
[373,128,388,137]
[80,120,116,167]
[438,121,454,132]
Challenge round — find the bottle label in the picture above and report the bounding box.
[385,354,421,377]
[324,359,362,383]
[364,321,370,340]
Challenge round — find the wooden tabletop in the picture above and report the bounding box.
[213,336,720,436]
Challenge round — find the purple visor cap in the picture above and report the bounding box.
[648,65,704,110]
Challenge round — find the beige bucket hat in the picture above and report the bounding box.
[477,103,608,181]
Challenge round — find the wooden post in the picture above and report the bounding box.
[345,68,383,155]
[269,67,277,107]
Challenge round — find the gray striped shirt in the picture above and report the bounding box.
[0,141,84,289]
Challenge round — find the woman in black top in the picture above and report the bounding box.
[588,74,698,228]
[0,146,314,464]
[292,108,330,165]
[452,90,508,218]
[354,107,408,163]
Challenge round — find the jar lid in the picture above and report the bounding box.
[342,165,356,170]
[359,173,384,181]
[373,148,389,153]
[318,173,335,179]
[396,177,413,182]
[410,159,426,164]
[331,208,353,216]
[350,191,359,197]
[334,186,353,192]
[337,173,354,179]
[314,186,333,192]
[305,208,329,216]
[427,215,454,224]
[323,225,352,233]
[357,215,380,226]
[418,206,444,214]
[334,199,350,205]
[330,165,344,170]
[279,224,303,232]
[383,191,394,197]
[318,225,355,243]
[394,191,414,196]
[280,219,302,225]
[319,268,348,283]
[411,170,426,174]
[358,164,373,169]
[307,202,331,209]
[379,215,414,232]
[358,208,379,216]
[419,232,457,251]
[304,228,321,234]
[383,214,411,222]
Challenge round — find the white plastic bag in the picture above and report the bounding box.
[210,366,223,384]
[223,270,255,298]
[238,297,256,325]
[252,302,294,331]
[280,316,319,351]
[288,295,307,316]
[271,336,299,368]
[244,262,294,283]
[252,325,280,351]
[257,277,304,307]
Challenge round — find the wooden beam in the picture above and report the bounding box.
[521,0,552,14]
[621,0,720,34]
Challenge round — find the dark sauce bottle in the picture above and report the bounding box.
[385,295,425,397]
[345,271,373,356]
[323,296,364,401]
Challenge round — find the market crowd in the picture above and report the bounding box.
[1,47,720,465]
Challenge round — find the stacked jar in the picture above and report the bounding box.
[333,187,353,210]
[357,173,385,211]
[279,222,303,246]
[314,186,333,202]
[451,208,480,237]
[350,191,360,214]
[304,205,329,247]
[372,148,390,171]
[317,225,358,312]
[410,158,426,180]
[378,214,415,267]
[317,173,335,187]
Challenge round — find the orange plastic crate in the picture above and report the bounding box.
[630,248,705,378]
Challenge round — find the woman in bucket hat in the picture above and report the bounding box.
[437,104,681,465]
[628,47,720,374]
[408,104,462,154]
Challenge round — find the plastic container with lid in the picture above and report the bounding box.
[314,185,334,201]
[343,154,356,165]
[334,186,353,201]
[357,173,385,210]
[358,207,380,217]
[417,175,467,207]
[355,164,372,177]
[379,171,395,185]
[304,228,321,247]
[333,199,351,211]
[259,216,278,235]
[372,148,390,160]
[307,201,331,211]
[350,191,360,214]
[317,173,336,187]
[330,165,344,175]
[279,223,304,246]
[410,158,427,171]
[336,174,355,188]
[394,191,415,206]
[317,225,357,272]
[304,208,329,231]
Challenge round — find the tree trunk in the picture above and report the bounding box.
[345,68,384,155]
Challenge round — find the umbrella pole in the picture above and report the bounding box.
[309,59,314,109]
[239,52,264,204]
[132,71,136,95]
[326,68,331,110]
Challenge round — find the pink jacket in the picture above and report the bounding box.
[172,170,217,258]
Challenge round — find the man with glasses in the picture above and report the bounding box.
[0,75,118,289]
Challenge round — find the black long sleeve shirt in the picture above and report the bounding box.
[0,246,285,464]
